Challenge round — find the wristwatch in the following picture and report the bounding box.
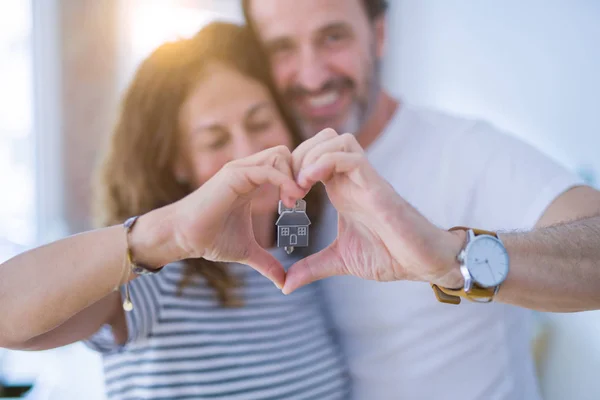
[431,227,510,305]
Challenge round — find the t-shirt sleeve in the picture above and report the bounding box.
[456,122,587,231]
[82,274,161,354]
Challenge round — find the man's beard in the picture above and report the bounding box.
[285,57,381,139]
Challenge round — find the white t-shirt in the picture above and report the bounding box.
[315,103,585,400]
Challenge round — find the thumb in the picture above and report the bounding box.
[242,243,287,289]
[282,242,347,295]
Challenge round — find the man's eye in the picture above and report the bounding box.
[326,33,344,43]
[269,43,294,57]
[323,30,349,47]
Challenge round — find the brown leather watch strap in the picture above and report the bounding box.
[431,227,498,305]
[431,284,462,304]
[449,226,498,238]
[432,283,496,304]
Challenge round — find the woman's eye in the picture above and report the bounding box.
[204,137,228,150]
[248,120,273,134]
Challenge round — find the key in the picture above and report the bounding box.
[276,199,311,254]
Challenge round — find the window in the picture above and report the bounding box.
[122,0,242,89]
[281,227,290,236]
[1,3,245,400]
[0,0,36,261]
[298,227,307,236]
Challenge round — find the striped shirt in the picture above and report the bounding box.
[84,247,350,400]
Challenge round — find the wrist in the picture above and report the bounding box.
[435,229,467,289]
[128,207,187,269]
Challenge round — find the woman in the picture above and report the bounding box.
[0,22,349,399]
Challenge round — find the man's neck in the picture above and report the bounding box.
[356,91,399,149]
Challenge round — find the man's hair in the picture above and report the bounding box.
[242,0,389,27]
[361,0,390,19]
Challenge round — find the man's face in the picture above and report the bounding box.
[249,0,385,138]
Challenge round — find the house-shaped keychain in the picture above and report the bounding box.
[276,199,311,254]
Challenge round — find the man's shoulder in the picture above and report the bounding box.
[399,104,479,134]
[370,101,533,175]
[398,103,530,153]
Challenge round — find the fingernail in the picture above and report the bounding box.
[296,174,308,189]
[298,165,317,182]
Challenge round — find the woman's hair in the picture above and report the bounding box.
[93,22,322,306]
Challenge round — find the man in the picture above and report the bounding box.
[284,128,600,312]
[243,0,600,399]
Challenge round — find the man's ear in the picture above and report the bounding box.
[374,16,386,59]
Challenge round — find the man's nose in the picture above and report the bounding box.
[296,45,330,92]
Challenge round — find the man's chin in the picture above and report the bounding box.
[302,120,343,138]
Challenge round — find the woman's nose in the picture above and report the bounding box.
[233,134,261,159]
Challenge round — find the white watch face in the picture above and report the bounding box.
[465,236,509,287]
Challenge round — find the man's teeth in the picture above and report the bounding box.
[308,91,340,108]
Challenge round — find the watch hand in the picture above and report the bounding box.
[485,260,496,281]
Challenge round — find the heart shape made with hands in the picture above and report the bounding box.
[176,128,461,296]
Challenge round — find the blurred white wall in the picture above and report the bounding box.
[383,0,600,179]
[382,2,600,399]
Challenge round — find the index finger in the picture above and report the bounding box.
[291,128,339,179]
[231,146,298,207]
[233,145,294,177]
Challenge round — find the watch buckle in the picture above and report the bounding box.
[431,284,461,305]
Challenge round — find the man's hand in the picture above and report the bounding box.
[283,129,465,294]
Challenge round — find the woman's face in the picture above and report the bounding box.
[176,61,294,214]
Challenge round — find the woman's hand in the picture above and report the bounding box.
[145,146,304,288]
[282,129,464,294]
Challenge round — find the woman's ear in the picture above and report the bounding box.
[173,158,190,185]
